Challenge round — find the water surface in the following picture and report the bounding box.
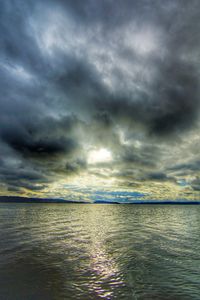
[0,204,199,299]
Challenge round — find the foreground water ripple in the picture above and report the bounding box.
[0,203,200,299]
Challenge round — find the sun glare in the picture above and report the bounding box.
[88,148,112,164]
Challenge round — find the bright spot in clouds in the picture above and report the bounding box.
[88,148,112,164]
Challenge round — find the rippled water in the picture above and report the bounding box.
[0,204,199,300]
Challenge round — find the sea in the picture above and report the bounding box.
[0,203,199,300]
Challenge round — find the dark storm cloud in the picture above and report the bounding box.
[65,159,87,175]
[46,0,200,136]
[0,1,47,80]
[148,61,199,135]
[168,160,200,173]
[0,159,49,193]
[2,129,76,157]
[141,172,175,182]
[0,114,78,157]
[0,112,80,191]
[0,0,200,194]
[3,0,199,133]
[120,144,160,167]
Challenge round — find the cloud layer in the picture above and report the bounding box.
[1,0,200,201]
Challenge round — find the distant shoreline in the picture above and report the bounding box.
[0,196,200,204]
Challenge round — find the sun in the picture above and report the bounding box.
[87,148,112,164]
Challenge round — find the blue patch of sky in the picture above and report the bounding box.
[178,179,188,187]
[90,190,146,203]
[64,185,147,203]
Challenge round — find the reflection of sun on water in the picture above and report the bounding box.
[85,206,124,299]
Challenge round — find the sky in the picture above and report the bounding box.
[1,0,200,202]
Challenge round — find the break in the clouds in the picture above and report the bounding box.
[1,0,200,201]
